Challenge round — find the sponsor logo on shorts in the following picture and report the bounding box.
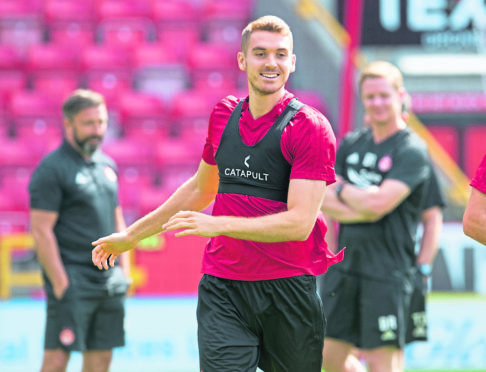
[59,327,75,346]
[411,311,427,338]
[378,315,398,341]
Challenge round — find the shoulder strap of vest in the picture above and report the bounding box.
[275,98,305,131]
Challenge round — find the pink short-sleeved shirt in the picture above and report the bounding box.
[201,91,342,280]
[471,155,486,193]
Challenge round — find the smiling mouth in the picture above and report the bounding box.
[261,73,279,79]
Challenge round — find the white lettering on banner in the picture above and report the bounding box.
[381,0,486,32]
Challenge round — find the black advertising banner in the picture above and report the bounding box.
[338,0,486,50]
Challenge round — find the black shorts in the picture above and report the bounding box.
[319,267,413,349]
[406,270,428,343]
[197,274,325,372]
[44,266,127,352]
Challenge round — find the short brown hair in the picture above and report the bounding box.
[241,15,293,54]
[62,89,106,120]
[359,61,403,92]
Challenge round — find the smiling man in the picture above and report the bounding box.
[319,61,442,372]
[91,15,340,372]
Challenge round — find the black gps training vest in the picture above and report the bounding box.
[214,98,304,203]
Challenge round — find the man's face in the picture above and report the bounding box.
[66,105,108,156]
[361,77,403,126]
[237,30,296,96]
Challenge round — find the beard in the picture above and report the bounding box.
[73,132,103,156]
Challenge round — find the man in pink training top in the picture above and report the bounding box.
[463,154,486,245]
[91,15,341,372]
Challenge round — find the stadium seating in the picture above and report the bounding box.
[185,42,241,90]
[151,0,200,59]
[132,42,189,102]
[117,90,168,140]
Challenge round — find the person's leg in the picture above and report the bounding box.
[320,269,361,372]
[197,275,259,372]
[258,275,325,372]
[82,350,113,372]
[40,349,70,372]
[323,338,365,372]
[362,346,403,372]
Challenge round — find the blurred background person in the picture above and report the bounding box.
[463,154,486,245]
[28,89,130,372]
[319,61,441,372]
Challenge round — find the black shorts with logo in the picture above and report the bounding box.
[319,267,413,350]
[197,274,325,372]
[406,270,428,343]
[43,266,128,352]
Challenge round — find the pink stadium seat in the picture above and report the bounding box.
[102,138,153,172]
[0,71,27,107]
[8,91,62,138]
[201,0,252,46]
[132,42,188,102]
[43,0,95,50]
[0,12,43,56]
[117,91,168,139]
[15,124,62,156]
[0,44,24,70]
[152,0,200,58]
[81,45,132,105]
[0,171,31,212]
[97,17,156,51]
[117,167,153,216]
[26,44,81,95]
[43,0,94,22]
[95,0,151,19]
[186,42,241,90]
[0,138,39,182]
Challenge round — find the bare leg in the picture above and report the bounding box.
[362,346,403,372]
[40,349,70,372]
[323,338,366,372]
[82,350,113,372]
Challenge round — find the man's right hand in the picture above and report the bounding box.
[91,231,137,270]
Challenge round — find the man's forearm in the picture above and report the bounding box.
[127,175,216,243]
[321,186,377,223]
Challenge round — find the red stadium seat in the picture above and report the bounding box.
[0,13,43,56]
[0,71,27,107]
[132,42,189,102]
[43,0,95,22]
[95,0,151,19]
[26,44,81,95]
[81,45,132,105]
[8,91,63,139]
[186,42,241,90]
[102,138,154,173]
[0,138,39,182]
[201,0,252,46]
[97,17,156,50]
[152,0,200,59]
[117,91,168,139]
[0,44,24,70]
[0,167,32,212]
